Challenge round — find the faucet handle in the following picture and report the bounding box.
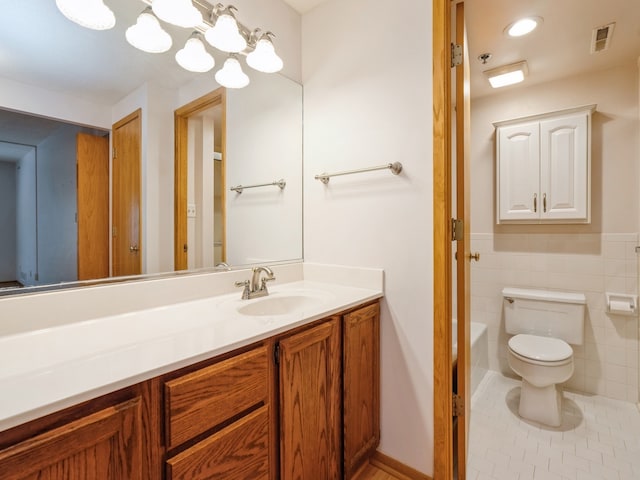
[261,275,276,290]
[235,280,250,299]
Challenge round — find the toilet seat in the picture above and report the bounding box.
[508,334,573,365]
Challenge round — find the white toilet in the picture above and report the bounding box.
[502,287,586,427]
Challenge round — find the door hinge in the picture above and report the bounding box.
[112,226,117,237]
[453,393,465,417]
[274,343,280,365]
[451,43,463,68]
[113,147,117,159]
[451,218,464,242]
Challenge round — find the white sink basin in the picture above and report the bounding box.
[236,291,332,316]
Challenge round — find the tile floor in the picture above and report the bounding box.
[467,372,640,480]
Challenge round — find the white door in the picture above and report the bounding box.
[540,112,589,221]
[497,122,540,221]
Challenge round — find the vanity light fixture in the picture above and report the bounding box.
[484,61,528,88]
[205,5,247,53]
[126,8,172,54]
[152,0,202,28]
[55,0,115,30]
[176,33,215,72]
[505,17,542,37]
[246,31,283,73]
[57,1,284,89]
[215,54,250,89]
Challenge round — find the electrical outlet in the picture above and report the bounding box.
[187,204,197,218]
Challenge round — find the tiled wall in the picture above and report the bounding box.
[470,233,639,403]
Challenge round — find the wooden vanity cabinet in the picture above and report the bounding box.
[0,300,380,480]
[0,381,163,480]
[278,316,342,480]
[343,302,380,479]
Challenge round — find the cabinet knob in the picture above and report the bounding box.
[533,193,537,213]
[543,193,547,213]
[469,252,480,262]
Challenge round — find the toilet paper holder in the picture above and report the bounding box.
[606,292,638,316]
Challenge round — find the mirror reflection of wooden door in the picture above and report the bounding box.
[454,1,471,477]
[76,132,109,280]
[112,109,141,277]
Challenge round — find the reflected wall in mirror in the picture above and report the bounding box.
[0,0,303,295]
[175,80,303,271]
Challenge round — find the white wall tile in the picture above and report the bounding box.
[471,232,639,403]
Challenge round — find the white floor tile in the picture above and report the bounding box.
[468,372,640,480]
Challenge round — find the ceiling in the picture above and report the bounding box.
[281,0,329,14]
[466,0,640,98]
[1,1,636,114]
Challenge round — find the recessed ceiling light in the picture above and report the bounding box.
[505,17,542,37]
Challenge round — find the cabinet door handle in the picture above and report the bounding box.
[543,193,547,213]
[533,193,537,213]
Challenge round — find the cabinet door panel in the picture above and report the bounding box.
[497,122,540,221]
[540,113,588,220]
[279,318,341,480]
[343,303,380,478]
[0,398,142,480]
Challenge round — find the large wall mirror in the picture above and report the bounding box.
[0,0,303,295]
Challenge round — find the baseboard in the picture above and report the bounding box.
[370,451,432,480]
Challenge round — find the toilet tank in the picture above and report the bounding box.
[502,287,586,345]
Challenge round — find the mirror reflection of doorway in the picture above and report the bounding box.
[186,105,224,270]
[174,88,226,271]
[0,108,110,289]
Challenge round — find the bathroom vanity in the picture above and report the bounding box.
[0,273,381,480]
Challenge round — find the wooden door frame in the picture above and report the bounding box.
[174,88,226,271]
[433,0,454,478]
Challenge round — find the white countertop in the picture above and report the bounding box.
[0,279,382,432]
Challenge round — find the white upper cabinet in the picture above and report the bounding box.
[495,105,595,224]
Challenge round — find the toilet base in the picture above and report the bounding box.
[518,379,562,427]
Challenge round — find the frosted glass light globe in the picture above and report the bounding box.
[205,14,247,53]
[176,37,215,73]
[55,0,115,30]
[246,37,283,73]
[215,56,250,89]
[126,11,172,53]
[152,0,202,28]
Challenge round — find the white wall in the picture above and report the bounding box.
[470,63,640,402]
[0,76,111,130]
[226,74,303,266]
[0,162,16,281]
[36,124,80,284]
[15,149,36,285]
[302,0,434,474]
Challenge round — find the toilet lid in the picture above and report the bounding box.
[508,334,573,362]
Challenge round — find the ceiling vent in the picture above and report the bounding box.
[591,22,615,53]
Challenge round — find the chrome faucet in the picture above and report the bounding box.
[235,266,275,299]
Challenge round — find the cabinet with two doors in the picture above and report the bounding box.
[0,300,380,480]
[495,104,596,224]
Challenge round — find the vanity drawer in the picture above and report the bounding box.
[166,405,270,480]
[165,345,269,449]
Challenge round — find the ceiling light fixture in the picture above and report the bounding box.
[152,0,202,28]
[505,17,542,37]
[205,5,247,53]
[55,0,115,30]
[215,54,250,89]
[56,1,284,89]
[126,8,172,54]
[484,61,529,88]
[246,31,283,73]
[176,33,215,72]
